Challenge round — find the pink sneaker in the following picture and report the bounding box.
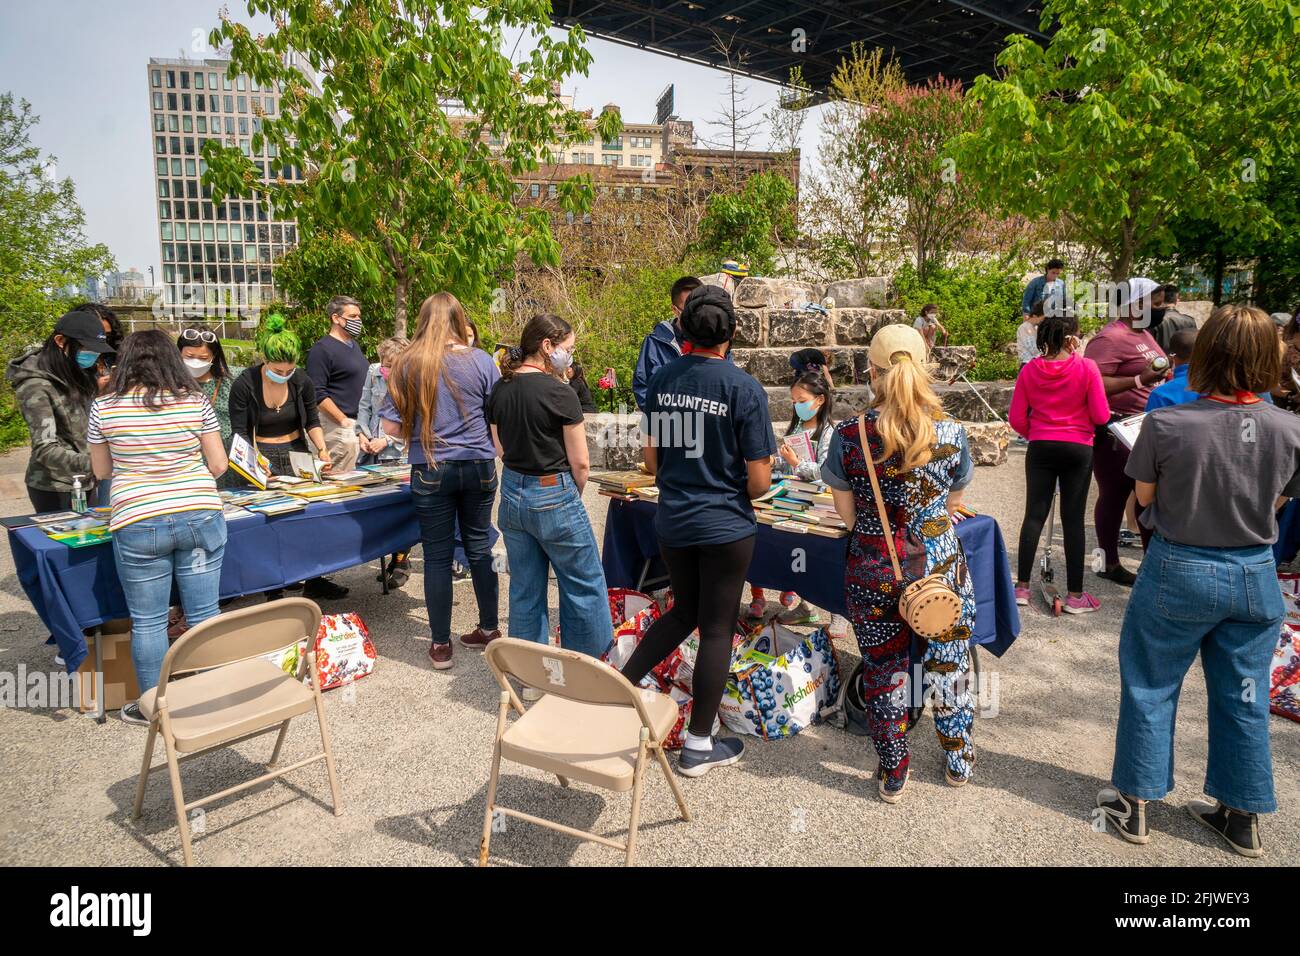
[1064,593,1100,614]
[1014,585,1030,606]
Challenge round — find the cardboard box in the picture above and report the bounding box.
[77,620,140,714]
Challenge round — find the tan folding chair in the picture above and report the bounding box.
[131,598,343,866]
[480,638,691,866]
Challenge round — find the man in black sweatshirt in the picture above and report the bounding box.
[307,294,369,471]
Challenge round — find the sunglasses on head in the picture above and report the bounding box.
[181,328,218,343]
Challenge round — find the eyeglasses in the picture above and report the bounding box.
[180,328,218,343]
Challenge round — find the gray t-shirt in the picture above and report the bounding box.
[1125,398,1300,547]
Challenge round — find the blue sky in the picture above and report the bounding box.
[0,0,821,282]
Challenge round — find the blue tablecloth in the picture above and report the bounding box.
[7,486,484,674]
[601,499,1021,656]
[1275,499,1300,565]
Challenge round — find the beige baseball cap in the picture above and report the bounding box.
[868,323,928,369]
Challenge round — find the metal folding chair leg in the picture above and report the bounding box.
[132,723,158,820]
[479,691,510,868]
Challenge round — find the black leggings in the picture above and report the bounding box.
[621,535,755,736]
[1017,440,1093,594]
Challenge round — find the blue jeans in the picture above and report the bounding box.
[498,468,613,657]
[410,459,499,644]
[1111,534,1282,813]
[111,510,227,694]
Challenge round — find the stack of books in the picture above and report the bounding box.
[321,469,390,488]
[286,483,364,503]
[593,470,656,501]
[753,479,848,539]
[359,463,411,481]
[36,513,112,548]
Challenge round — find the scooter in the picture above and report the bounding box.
[1038,481,1063,616]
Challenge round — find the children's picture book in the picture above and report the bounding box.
[289,450,322,483]
[782,431,815,463]
[229,434,271,489]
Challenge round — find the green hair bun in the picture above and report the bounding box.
[265,313,287,333]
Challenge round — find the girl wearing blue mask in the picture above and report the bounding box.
[747,371,836,627]
[6,309,114,513]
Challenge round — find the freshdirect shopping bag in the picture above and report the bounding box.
[264,612,376,691]
[719,623,841,739]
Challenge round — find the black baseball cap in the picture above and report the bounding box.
[679,284,736,348]
[53,310,114,353]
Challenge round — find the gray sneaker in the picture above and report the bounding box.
[1097,787,1149,844]
[677,737,744,777]
[120,702,150,727]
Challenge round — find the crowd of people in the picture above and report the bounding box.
[7,263,1299,859]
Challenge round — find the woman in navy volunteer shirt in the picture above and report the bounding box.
[621,284,777,777]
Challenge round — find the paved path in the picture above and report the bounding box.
[0,446,1295,866]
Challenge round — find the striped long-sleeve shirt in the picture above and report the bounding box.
[87,390,222,531]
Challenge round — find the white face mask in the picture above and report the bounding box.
[184,358,213,378]
[549,346,573,374]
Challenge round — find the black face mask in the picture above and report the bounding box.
[1147,307,1168,329]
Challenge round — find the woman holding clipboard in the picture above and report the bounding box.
[1082,279,1168,586]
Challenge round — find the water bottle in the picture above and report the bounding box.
[71,475,87,514]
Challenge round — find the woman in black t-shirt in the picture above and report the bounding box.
[487,314,612,676]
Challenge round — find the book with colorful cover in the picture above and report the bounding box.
[229,434,271,489]
[242,495,308,515]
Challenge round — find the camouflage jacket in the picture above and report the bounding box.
[5,347,95,493]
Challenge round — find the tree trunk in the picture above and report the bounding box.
[1212,247,1225,306]
[393,277,409,337]
[1111,222,1135,282]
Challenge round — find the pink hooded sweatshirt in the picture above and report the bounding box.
[1009,353,1111,445]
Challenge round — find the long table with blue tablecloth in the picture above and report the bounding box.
[6,485,484,678]
[601,498,1021,656]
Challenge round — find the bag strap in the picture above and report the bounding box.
[858,412,903,583]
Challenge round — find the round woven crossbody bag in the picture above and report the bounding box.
[857,413,962,640]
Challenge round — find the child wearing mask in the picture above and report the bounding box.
[747,371,835,626]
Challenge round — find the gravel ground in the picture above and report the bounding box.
[0,444,1296,867]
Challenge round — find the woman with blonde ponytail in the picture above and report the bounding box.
[821,324,977,803]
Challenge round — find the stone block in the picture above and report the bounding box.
[833,308,908,345]
[767,309,832,347]
[935,381,1015,423]
[733,276,821,310]
[928,345,977,382]
[962,421,1013,466]
[734,308,765,347]
[825,276,890,309]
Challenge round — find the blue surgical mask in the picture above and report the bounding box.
[76,350,100,369]
[793,399,820,422]
[265,367,294,384]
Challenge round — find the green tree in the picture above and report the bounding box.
[949,0,1300,281]
[0,93,113,447]
[274,229,395,355]
[203,0,620,336]
[695,170,796,275]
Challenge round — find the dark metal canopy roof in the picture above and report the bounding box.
[552,1,1050,94]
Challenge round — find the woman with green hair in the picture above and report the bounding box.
[229,314,347,601]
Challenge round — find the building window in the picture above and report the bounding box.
[547,184,557,199]
[634,187,642,199]
[151,69,161,88]
[167,93,177,110]
[152,92,163,110]
[181,94,191,111]
[237,96,247,113]
[194,72,204,90]
[223,75,232,91]
[159,200,171,219]
[155,136,166,155]
[529,183,540,199]
[196,116,207,133]
[180,71,189,90]
[602,154,622,166]
[208,72,218,90]
[602,136,621,150]
[236,75,246,92]
[182,115,193,132]
[185,159,197,176]
[166,70,176,89]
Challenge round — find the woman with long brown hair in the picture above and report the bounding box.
[822,324,977,803]
[380,292,501,671]
[487,313,611,685]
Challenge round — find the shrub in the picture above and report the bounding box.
[891,258,1026,381]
